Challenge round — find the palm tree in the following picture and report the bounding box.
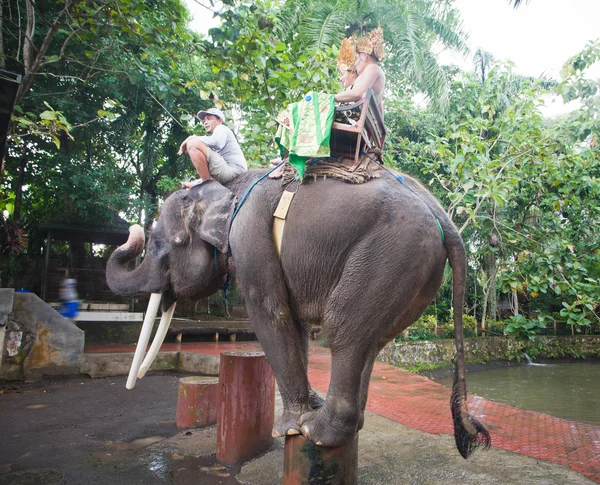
[276,0,470,109]
[473,48,494,84]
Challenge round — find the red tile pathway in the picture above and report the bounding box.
[86,342,600,483]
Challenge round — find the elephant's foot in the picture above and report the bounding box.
[309,388,325,410]
[272,407,309,438]
[299,404,358,447]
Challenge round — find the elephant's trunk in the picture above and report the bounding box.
[107,225,166,295]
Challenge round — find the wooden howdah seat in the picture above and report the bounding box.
[330,88,386,165]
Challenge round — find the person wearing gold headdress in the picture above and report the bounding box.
[334,27,386,116]
[337,36,358,90]
[268,29,386,179]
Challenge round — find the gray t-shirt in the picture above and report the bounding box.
[199,124,247,171]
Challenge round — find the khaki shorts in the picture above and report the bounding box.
[206,148,246,184]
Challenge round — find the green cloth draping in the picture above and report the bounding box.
[275,91,336,179]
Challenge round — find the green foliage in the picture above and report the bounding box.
[2,0,599,342]
[559,302,592,331]
[2,0,205,232]
[388,42,600,336]
[503,314,547,341]
[441,312,478,339]
[399,361,446,374]
[398,313,480,341]
[411,315,438,333]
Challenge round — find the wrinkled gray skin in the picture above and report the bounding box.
[107,170,487,453]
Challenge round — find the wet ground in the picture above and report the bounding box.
[0,373,597,485]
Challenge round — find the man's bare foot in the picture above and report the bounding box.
[269,165,284,179]
[181,179,206,190]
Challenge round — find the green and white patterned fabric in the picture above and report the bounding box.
[275,91,336,179]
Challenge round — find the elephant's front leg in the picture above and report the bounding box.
[230,209,314,437]
[247,304,312,437]
[295,317,325,410]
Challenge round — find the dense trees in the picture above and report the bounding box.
[1,0,598,334]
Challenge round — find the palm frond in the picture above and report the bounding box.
[511,0,529,8]
[422,8,469,54]
[299,0,356,50]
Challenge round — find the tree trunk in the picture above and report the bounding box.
[0,1,5,70]
[484,251,497,322]
[14,0,76,110]
[12,149,27,222]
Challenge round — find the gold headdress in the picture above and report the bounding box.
[337,36,357,73]
[356,27,385,62]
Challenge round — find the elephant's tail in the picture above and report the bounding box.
[446,234,491,458]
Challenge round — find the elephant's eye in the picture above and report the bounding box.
[149,238,169,260]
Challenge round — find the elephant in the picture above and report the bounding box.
[106,169,490,457]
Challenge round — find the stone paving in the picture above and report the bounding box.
[86,342,600,483]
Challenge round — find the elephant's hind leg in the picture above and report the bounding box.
[299,340,375,447]
[299,238,430,447]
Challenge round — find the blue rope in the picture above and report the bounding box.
[215,161,285,300]
[231,161,284,223]
[361,151,445,244]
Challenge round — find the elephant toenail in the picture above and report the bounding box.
[300,425,310,438]
[286,429,301,436]
[315,441,324,446]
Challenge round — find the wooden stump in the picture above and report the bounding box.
[283,434,359,485]
[175,376,219,429]
[216,351,275,465]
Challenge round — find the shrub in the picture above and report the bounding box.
[404,315,438,341]
[441,312,478,338]
[503,314,547,340]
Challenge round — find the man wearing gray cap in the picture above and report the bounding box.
[178,107,247,187]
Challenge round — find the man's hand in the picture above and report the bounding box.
[178,136,195,156]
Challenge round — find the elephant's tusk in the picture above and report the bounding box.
[137,301,176,379]
[126,292,162,390]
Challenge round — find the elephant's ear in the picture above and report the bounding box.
[186,180,237,253]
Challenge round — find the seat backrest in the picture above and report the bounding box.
[332,89,385,143]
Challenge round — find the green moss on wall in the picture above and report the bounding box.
[378,336,600,370]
